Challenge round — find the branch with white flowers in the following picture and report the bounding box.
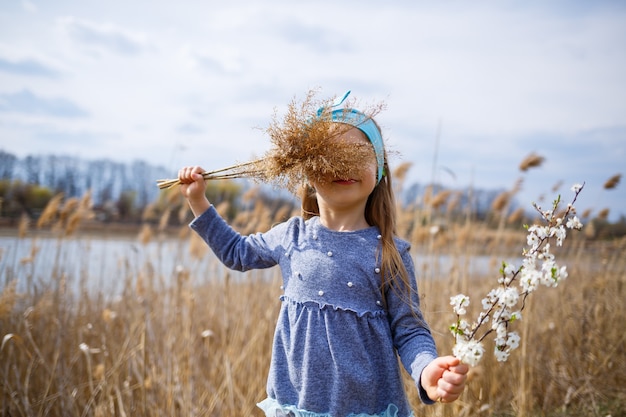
[449,183,585,366]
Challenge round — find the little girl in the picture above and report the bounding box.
[178,94,468,417]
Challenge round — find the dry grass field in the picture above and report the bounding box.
[1,185,625,417]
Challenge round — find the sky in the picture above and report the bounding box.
[1,0,625,221]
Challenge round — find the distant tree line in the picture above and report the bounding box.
[2,149,623,238]
[1,150,166,208]
[0,150,169,222]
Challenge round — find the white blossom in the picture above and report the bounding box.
[495,322,507,339]
[506,332,521,350]
[452,340,485,367]
[450,294,470,315]
[558,266,568,281]
[526,231,541,249]
[571,183,583,193]
[499,287,519,308]
[554,225,566,246]
[494,348,510,362]
[482,296,494,310]
[566,216,582,230]
[500,263,517,284]
[520,268,540,292]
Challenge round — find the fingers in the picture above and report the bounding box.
[436,356,469,377]
[435,357,469,403]
[448,362,469,377]
[439,369,466,393]
[178,166,204,184]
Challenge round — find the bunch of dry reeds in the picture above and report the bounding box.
[157,89,384,193]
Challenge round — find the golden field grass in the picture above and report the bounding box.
[1,187,625,417]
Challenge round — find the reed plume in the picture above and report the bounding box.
[519,152,545,171]
[491,191,510,212]
[507,207,525,224]
[430,190,452,210]
[551,180,563,193]
[36,193,63,228]
[392,162,412,184]
[604,173,621,190]
[597,208,610,220]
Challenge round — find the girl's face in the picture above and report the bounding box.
[310,126,378,213]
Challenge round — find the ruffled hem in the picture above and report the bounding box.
[257,398,415,417]
[280,295,388,319]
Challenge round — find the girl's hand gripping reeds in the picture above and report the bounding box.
[421,356,469,404]
[178,166,211,218]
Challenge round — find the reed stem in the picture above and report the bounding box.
[156,159,265,189]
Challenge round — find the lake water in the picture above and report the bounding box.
[0,233,498,296]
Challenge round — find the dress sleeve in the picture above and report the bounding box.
[189,205,282,271]
[385,243,438,405]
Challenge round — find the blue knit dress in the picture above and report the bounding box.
[191,206,438,417]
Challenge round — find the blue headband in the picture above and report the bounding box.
[317,91,385,183]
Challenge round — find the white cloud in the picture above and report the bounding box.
[0,56,61,78]
[21,0,37,13]
[57,16,153,56]
[0,89,88,117]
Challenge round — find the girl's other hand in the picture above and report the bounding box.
[421,356,469,404]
